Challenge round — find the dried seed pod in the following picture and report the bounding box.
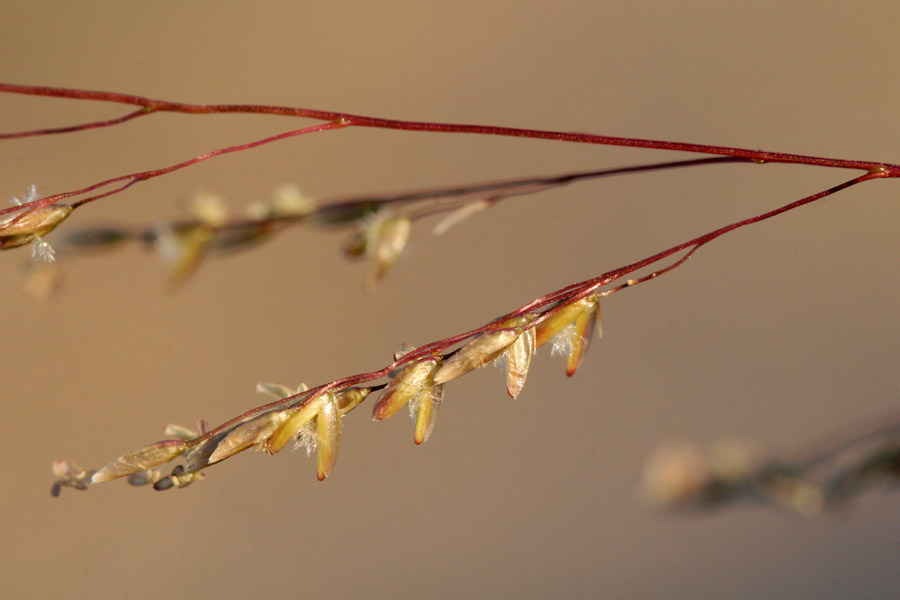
[433,328,519,385]
[91,440,186,483]
[0,204,72,249]
[266,393,329,455]
[208,410,291,464]
[315,394,341,480]
[373,358,440,421]
[413,384,444,445]
[506,326,536,398]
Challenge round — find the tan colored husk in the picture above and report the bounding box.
[373,358,440,420]
[506,327,536,398]
[316,394,341,480]
[208,410,291,464]
[91,439,186,483]
[433,328,519,385]
[0,204,72,249]
[335,386,374,415]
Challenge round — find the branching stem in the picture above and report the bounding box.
[11,84,892,497]
[1,83,897,221]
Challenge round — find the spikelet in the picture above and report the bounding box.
[364,211,411,289]
[265,392,338,456]
[505,326,536,398]
[255,382,303,400]
[535,295,602,376]
[154,224,213,286]
[91,440,186,483]
[412,384,444,445]
[535,296,594,347]
[335,386,375,415]
[270,184,316,218]
[433,328,519,385]
[256,380,372,416]
[208,410,291,464]
[566,299,600,376]
[50,460,93,496]
[315,393,341,480]
[432,200,490,236]
[153,192,229,286]
[373,358,441,421]
[0,204,72,250]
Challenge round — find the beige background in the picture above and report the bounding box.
[1,1,899,598]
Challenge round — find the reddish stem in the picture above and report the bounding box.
[0,121,347,217]
[2,83,898,174]
[0,108,147,140]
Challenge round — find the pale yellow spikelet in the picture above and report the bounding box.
[433,328,519,385]
[92,440,186,483]
[315,394,341,480]
[373,358,440,421]
[505,326,536,398]
[266,393,329,455]
[413,384,444,445]
[208,410,291,464]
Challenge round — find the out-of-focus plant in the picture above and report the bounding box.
[643,411,900,516]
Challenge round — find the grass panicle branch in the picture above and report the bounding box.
[50,176,875,495]
[1,83,898,223]
[36,157,743,290]
[2,84,893,510]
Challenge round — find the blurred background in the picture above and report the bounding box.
[1,1,899,598]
